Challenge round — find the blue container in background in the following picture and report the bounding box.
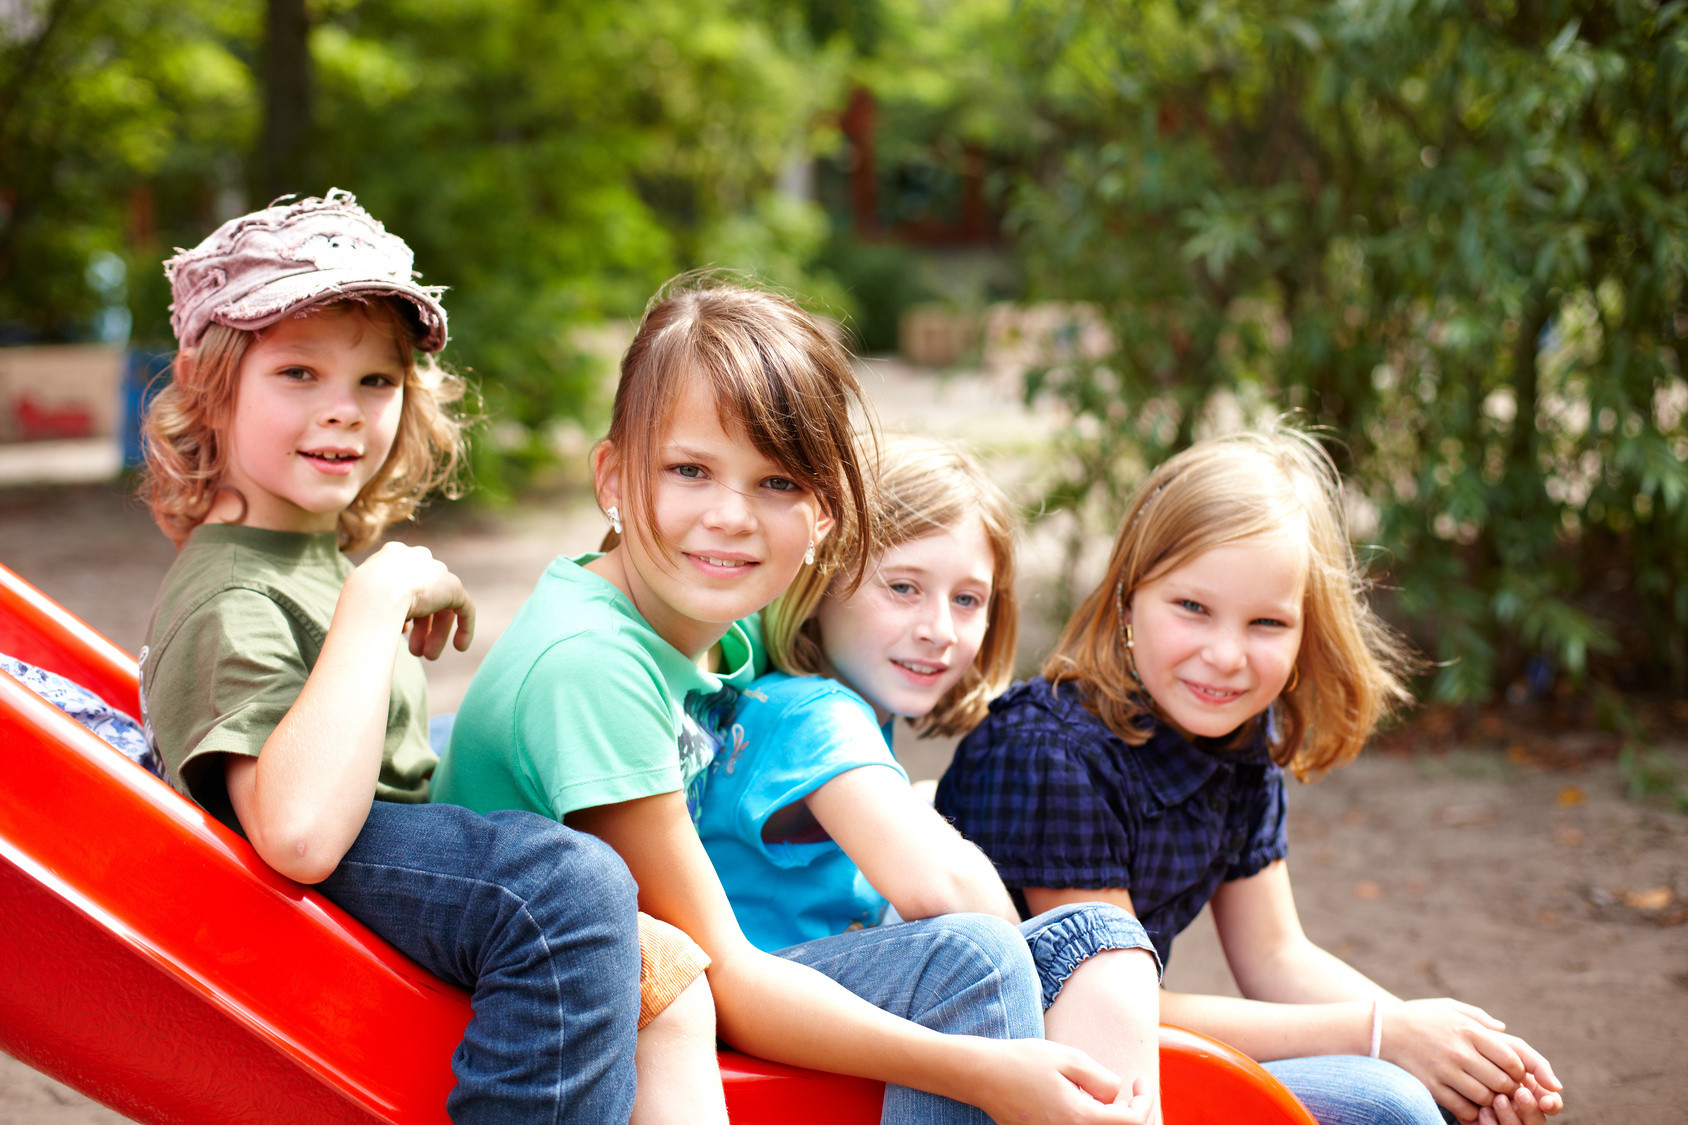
[122,351,172,468]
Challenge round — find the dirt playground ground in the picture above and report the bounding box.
[1,359,1684,1123]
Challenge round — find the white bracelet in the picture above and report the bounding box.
[1369,999,1383,1059]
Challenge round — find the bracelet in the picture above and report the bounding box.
[1369,999,1383,1059]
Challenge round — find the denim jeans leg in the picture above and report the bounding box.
[776,913,1043,1125]
[1262,1055,1450,1125]
[317,801,641,1125]
[1016,903,1161,1010]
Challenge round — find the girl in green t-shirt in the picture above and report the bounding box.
[438,278,1153,1125]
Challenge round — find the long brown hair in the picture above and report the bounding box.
[767,433,1019,737]
[139,298,466,552]
[1043,426,1413,779]
[595,274,875,592]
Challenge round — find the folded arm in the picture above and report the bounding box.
[226,543,473,883]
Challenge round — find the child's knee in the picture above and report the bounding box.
[906,913,1042,1036]
[1021,901,1162,1009]
[639,973,716,1042]
[483,808,638,911]
[637,913,712,1030]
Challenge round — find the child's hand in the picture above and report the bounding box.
[1379,999,1558,1122]
[1480,1067,1564,1125]
[353,543,476,660]
[971,1038,1153,1125]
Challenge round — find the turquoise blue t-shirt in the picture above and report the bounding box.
[434,554,763,826]
[697,671,907,952]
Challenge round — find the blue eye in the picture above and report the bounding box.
[887,580,917,596]
[1177,598,1205,613]
[672,464,705,479]
[954,593,981,609]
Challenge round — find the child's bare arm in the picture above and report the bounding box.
[1201,862,1561,1122]
[805,765,1018,923]
[571,792,1150,1125]
[226,543,474,883]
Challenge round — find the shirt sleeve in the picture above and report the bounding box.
[515,633,684,819]
[941,709,1135,891]
[1226,762,1288,881]
[731,685,906,869]
[146,588,316,827]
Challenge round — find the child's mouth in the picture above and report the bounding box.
[892,658,946,682]
[300,450,360,473]
[1183,680,1245,703]
[686,552,757,573]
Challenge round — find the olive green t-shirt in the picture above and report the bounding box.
[139,524,434,835]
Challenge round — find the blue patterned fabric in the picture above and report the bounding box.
[2,652,164,779]
[935,676,1286,968]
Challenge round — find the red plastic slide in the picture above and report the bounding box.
[0,560,1314,1125]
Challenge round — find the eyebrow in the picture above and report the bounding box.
[880,562,994,586]
[1168,582,1299,615]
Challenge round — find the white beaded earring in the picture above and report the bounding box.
[607,506,622,535]
[804,539,816,566]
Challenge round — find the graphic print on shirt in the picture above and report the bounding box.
[679,683,740,825]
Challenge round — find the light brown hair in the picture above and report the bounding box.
[1042,426,1413,779]
[596,275,874,591]
[139,298,466,553]
[768,433,1020,737]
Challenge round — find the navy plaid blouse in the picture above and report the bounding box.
[935,677,1287,969]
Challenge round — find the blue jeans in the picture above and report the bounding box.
[318,800,642,1125]
[777,913,1043,1125]
[1017,902,1160,1009]
[1264,1055,1453,1125]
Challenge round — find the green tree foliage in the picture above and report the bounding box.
[0,1,256,342]
[1,0,847,490]
[991,0,1688,701]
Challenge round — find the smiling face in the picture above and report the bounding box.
[814,518,996,725]
[596,374,834,660]
[219,308,405,535]
[1123,533,1307,742]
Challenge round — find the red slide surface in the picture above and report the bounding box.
[0,560,1313,1125]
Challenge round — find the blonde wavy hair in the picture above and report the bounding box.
[595,275,875,592]
[1043,425,1414,780]
[139,298,467,553]
[767,433,1020,738]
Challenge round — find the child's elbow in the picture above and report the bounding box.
[889,876,974,921]
[246,818,347,884]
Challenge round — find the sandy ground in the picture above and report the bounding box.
[2,358,1685,1123]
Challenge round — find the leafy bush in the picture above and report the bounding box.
[989,0,1688,703]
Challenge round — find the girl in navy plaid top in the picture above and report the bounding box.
[938,428,1566,1125]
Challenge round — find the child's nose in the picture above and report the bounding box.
[318,389,364,427]
[915,601,957,647]
[1205,629,1247,671]
[703,484,756,533]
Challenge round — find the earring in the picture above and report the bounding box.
[607,506,622,535]
[1115,578,1143,687]
[1285,664,1300,693]
[1122,623,1144,686]
[804,539,816,566]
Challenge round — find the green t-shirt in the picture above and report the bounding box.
[139,524,434,834]
[433,554,764,825]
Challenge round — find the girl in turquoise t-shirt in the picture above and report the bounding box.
[698,433,1165,1121]
[436,280,1153,1125]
